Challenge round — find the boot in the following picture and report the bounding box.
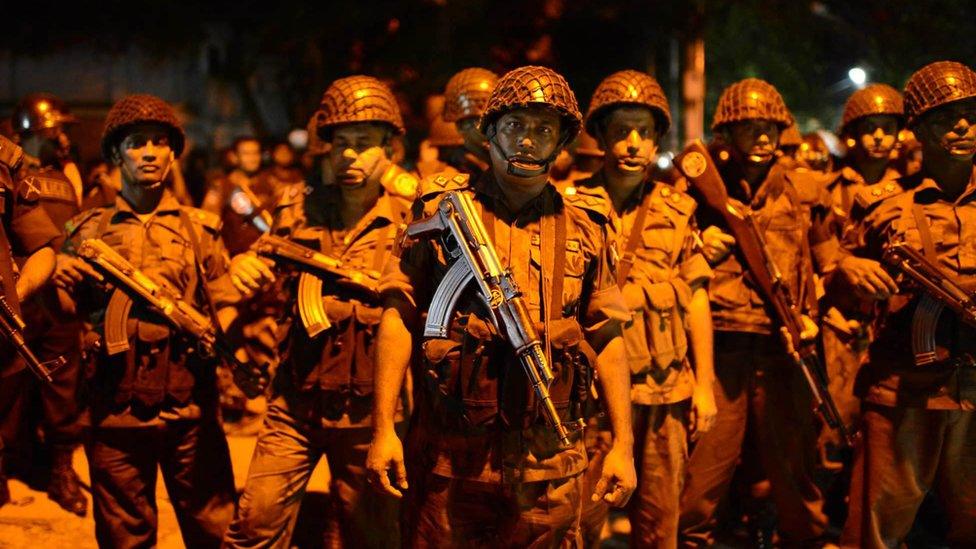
[47,445,87,517]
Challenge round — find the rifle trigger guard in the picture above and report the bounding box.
[104,289,133,355]
[424,259,475,339]
[298,272,331,338]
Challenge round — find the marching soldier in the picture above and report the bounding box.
[222,75,416,548]
[819,84,904,461]
[836,60,976,548]
[0,135,60,508]
[0,93,88,515]
[440,67,498,177]
[576,70,717,547]
[677,78,838,546]
[53,94,247,548]
[366,65,637,547]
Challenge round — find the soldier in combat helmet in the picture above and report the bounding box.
[572,69,717,548]
[677,78,840,547]
[223,75,417,548]
[367,65,637,547]
[440,67,499,177]
[0,93,87,516]
[53,94,260,547]
[836,60,976,549]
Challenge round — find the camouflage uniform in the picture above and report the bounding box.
[64,95,237,549]
[224,76,415,549]
[840,61,976,548]
[385,66,629,548]
[678,79,836,547]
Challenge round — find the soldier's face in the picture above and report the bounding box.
[456,117,487,154]
[727,120,780,166]
[489,106,563,184]
[272,143,295,168]
[851,115,899,160]
[917,99,976,160]
[597,106,659,175]
[329,123,389,185]
[236,140,262,174]
[116,125,174,187]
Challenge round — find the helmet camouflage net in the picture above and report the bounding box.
[904,61,976,127]
[101,94,185,159]
[13,93,77,135]
[443,68,498,123]
[314,75,405,137]
[479,65,582,141]
[841,84,905,131]
[585,70,671,136]
[712,78,791,130]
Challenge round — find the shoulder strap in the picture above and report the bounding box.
[617,183,652,287]
[911,199,939,262]
[178,209,222,326]
[0,220,20,315]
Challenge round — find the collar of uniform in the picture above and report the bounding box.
[837,165,901,187]
[112,189,182,220]
[473,170,563,222]
[913,166,976,204]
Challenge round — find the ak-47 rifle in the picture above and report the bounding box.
[76,238,268,398]
[406,191,582,448]
[0,296,65,383]
[675,140,854,447]
[251,233,380,338]
[883,242,976,367]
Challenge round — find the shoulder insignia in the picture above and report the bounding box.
[784,169,830,205]
[65,208,103,237]
[419,171,469,200]
[16,176,41,202]
[181,206,222,232]
[655,182,695,216]
[854,179,904,210]
[563,189,611,222]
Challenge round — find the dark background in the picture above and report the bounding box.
[2,0,974,164]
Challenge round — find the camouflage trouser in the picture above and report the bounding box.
[414,472,584,548]
[678,333,827,547]
[223,396,400,549]
[841,404,976,548]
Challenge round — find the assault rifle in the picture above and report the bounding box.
[675,140,854,447]
[883,242,976,366]
[406,191,582,448]
[0,296,65,383]
[76,238,268,398]
[251,233,380,337]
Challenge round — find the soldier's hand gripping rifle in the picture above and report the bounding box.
[406,191,580,448]
[76,238,269,398]
[251,234,380,338]
[883,242,976,367]
[0,296,65,383]
[675,140,854,448]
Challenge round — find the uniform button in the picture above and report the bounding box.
[884,183,896,193]
[660,187,671,197]
[872,188,882,197]
[671,193,681,203]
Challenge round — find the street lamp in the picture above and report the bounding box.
[848,67,867,88]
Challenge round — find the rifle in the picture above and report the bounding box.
[76,238,268,398]
[883,242,976,366]
[0,296,65,383]
[251,233,380,338]
[406,191,582,448]
[675,140,854,448]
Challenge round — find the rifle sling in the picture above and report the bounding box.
[0,219,21,316]
[178,210,223,335]
[911,201,939,263]
[617,181,653,288]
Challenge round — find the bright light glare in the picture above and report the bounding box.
[848,67,867,86]
[656,153,672,170]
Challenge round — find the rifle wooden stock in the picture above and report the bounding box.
[675,140,854,448]
[406,191,579,448]
[0,296,65,383]
[77,238,268,398]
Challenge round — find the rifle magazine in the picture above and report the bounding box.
[105,289,134,355]
[298,273,331,337]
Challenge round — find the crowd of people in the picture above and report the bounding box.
[0,59,973,549]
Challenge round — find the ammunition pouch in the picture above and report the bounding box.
[421,314,590,432]
[622,277,692,375]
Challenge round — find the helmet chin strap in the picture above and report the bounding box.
[487,127,568,179]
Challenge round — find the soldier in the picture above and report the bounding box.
[819,84,904,463]
[366,65,637,547]
[52,94,245,548]
[221,75,416,548]
[202,136,274,255]
[0,93,88,516]
[795,132,834,173]
[677,78,838,547]
[576,69,717,548]
[836,60,976,548]
[559,130,605,185]
[414,96,466,179]
[0,135,61,508]
[440,67,498,177]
